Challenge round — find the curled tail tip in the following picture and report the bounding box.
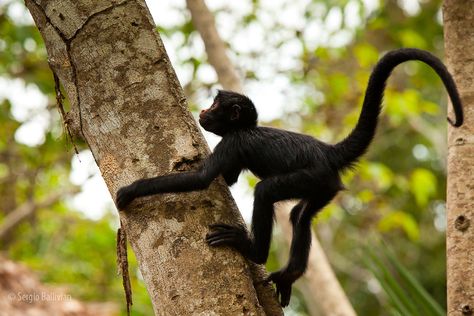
[448,98,464,128]
[448,116,463,127]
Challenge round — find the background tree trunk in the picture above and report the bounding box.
[443,1,474,315]
[186,0,242,93]
[25,0,276,314]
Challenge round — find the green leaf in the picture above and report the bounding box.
[378,211,420,241]
[354,43,379,68]
[398,30,427,49]
[385,90,421,125]
[409,168,437,207]
[327,72,350,100]
[360,162,394,190]
[358,189,374,203]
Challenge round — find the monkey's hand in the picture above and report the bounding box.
[116,182,138,210]
[265,270,297,307]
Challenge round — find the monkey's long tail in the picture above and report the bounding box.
[333,48,463,170]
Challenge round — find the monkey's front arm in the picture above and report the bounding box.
[116,170,211,209]
[115,142,237,210]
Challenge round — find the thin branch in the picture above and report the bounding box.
[0,187,79,241]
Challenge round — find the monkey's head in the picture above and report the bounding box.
[199,90,258,136]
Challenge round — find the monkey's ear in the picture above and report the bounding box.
[231,104,241,121]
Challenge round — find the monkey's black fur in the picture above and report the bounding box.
[116,48,463,307]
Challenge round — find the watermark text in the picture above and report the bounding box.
[7,291,72,304]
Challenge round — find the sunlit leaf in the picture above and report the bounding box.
[354,43,379,67]
[398,30,427,49]
[378,210,420,241]
[409,168,437,207]
[328,72,350,100]
[358,189,374,203]
[385,90,422,125]
[361,162,394,190]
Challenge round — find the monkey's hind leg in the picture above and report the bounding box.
[268,195,335,307]
[206,171,319,265]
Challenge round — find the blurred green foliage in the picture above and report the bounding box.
[362,242,445,316]
[0,0,449,315]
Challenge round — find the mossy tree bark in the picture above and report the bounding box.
[25,0,271,314]
[443,1,474,315]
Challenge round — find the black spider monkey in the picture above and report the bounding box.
[116,48,463,307]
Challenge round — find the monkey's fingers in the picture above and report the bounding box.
[206,232,238,243]
[279,285,292,307]
[206,223,251,250]
[272,283,292,307]
[117,196,132,210]
[265,272,293,307]
[263,275,273,284]
[207,224,241,234]
[116,193,128,209]
[116,187,131,208]
[207,237,237,247]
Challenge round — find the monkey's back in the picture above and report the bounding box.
[232,127,334,179]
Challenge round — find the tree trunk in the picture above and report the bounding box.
[443,1,474,315]
[25,0,272,314]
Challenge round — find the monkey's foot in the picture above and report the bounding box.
[265,269,301,307]
[206,223,252,258]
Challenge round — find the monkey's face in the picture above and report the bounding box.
[199,99,229,136]
[199,90,258,136]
